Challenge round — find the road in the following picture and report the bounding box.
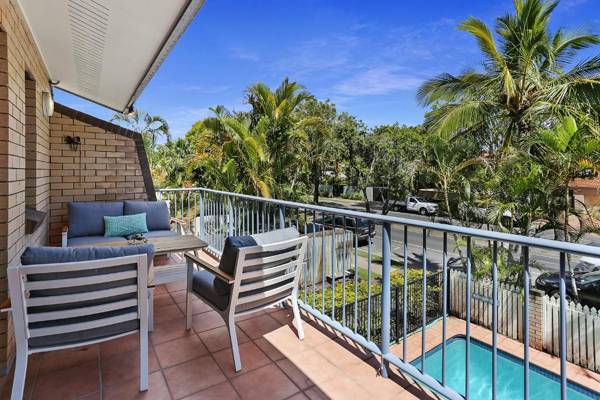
[320,198,600,282]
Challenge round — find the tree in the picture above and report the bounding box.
[296,99,340,204]
[185,107,273,197]
[529,117,600,239]
[151,138,192,188]
[245,78,312,198]
[422,132,485,222]
[528,116,600,297]
[111,109,171,148]
[417,0,600,151]
[335,113,370,209]
[368,125,425,214]
[220,117,273,197]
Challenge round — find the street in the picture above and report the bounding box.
[320,198,600,282]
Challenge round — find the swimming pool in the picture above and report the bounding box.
[411,336,600,400]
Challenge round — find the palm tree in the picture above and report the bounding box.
[245,78,312,197]
[417,0,600,150]
[111,109,171,148]
[220,117,273,197]
[192,109,273,197]
[529,116,600,241]
[528,116,600,297]
[423,132,486,222]
[296,99,339,204]
[151,138,192,188]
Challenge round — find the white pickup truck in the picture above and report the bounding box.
[394,196,439,215]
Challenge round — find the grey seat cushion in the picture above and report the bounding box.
[68,201,124,238]
[215,227,299,295]
[144,230,177,238]
[67,235,128,247]
[124,201,171,231]
[21,244,155,265]
[191,270,230,311]
[20,245,154,349]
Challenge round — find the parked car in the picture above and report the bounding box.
[394,196,439,215]
[535,270,600,307]
[311,215,376,244]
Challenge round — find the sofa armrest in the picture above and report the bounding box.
[61,226,68,247]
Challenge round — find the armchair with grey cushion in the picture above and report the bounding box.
[184,227,307,372]
[62,200,187,247]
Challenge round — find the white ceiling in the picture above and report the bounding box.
[18,0,204,111]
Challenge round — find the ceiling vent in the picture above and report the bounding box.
[67,0,109,96]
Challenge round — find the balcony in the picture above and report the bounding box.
[4,187,600,400]
[3,287,600,399]
[145,187,600,400]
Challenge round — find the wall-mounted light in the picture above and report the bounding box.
[42,91,54,117]
[64,136,81,151]
[123,104,136,119]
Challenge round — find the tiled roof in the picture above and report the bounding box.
[570,177,600,189]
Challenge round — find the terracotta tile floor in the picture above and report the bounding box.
[1,282,599,400]
[0,284,437,400]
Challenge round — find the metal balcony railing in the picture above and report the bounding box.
[156,187,600,400]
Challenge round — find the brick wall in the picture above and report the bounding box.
[0,0,155,374]
[0,0,52,374]
[48,104,155,246]
[529,288,545,351]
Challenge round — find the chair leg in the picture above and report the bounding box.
[11,346,27,400]
[140,325,149,391]
[147,288,154,332]
[292,299,304,340]
[185,291,193,330]
[227,315,242,372]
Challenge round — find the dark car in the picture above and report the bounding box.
[310,215,376,244]
[535,270,600,307]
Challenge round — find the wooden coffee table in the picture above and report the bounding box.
[75,234,208,255]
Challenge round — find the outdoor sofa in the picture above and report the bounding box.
[61,200,184,247]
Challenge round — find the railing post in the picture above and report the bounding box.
[199,191,205,240]
[380,222,392,378]
[278,206,285,229]
[227,195,234,236]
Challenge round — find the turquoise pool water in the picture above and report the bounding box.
[411,336,600,400]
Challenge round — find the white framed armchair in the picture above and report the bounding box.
[8,245,152,400]
[184,228,307,372]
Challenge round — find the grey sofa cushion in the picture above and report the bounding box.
[191,270,230,311]
[67,236,128,247]
[144,230,177,238]
[214,227,299,295]
[20,245,154,349]
[124,201,171,231]
[68,201,124,238]
[21,244,154,266]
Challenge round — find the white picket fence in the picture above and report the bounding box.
[449,270,600,373]
[543,296,600,372]
[449,270,523,341]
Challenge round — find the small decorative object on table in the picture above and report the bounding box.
[128,233,148,244]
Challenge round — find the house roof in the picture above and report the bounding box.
[17,0,204,112]
[570,177,600,189]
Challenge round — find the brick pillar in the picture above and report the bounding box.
[529,288,545,351]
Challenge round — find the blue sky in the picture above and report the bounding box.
[55,0,600,139]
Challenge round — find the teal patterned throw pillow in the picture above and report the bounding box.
[104,213,149,237]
